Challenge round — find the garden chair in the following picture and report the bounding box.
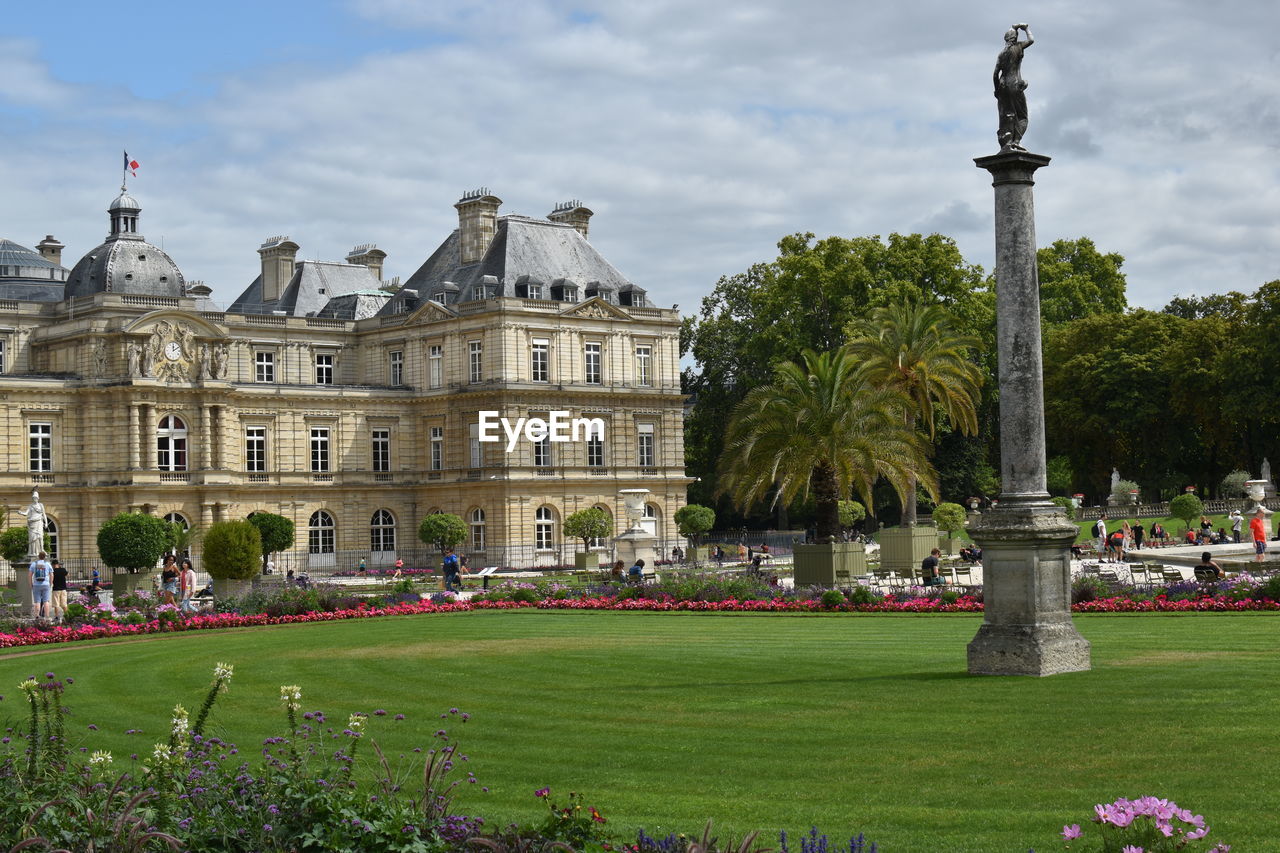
[1128,564,1149,586]
[1162,568,1185,584]
[951,564,973,585]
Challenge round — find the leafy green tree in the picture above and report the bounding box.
[1110,479,1139,505]
[718,348,934,540]
[418,513,467,553]
[1220,470,1251,500]
[248,512,296,574]
[97,513,170,572]
[1046,455,1074,495]
[931,502,967,537]
[202,521,262,581]
[1169,493,1204,532]
[673,504,716,548]
[1036,237,1127,325]
[837,500,866,530]
[563,508,613,553]
[0,528,29,564]
[845,301,983,524]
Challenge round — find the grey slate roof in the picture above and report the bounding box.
[0,239,67,301]
[64,237,186,301]
[316,289,393,320]
[228,260,382,317]
[377,216,637,315]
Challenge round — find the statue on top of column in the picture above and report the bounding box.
[16,489,46,559]
[993,23,1034,150]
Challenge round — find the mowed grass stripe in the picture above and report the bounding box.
[0,611,1276,852]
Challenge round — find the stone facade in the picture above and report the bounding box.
[0,189,688,570]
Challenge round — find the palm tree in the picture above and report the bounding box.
[718,348,935,540]
[845,301,983,525]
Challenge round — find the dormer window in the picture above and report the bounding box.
[138,254,147,261]
[160,276,168,283]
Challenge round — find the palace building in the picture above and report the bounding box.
[0,186,688,570]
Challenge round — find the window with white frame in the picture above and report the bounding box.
[315,353,334,385]
[637,422,655,467]
[531,338,549,382]
[430,426,443,471]
[28,422,52,472]
[157,415,188,471]
[470,508,486,551]
[535,506,556,550]
[44,517,58,559]
[428,345,443,388]
[469,422,482,469]
[371,428,390,473]
[389,350,403,385]
[587,435,604,468]
[469,340,483,383]
[255,351,275,383]
[370,509,396,553]
[244,426,266,472]
[635,344,652,387]
[310,427,330,472]
[533,436,552,468]
[308,510,335,553]
[584,342,601,384]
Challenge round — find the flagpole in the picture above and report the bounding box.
[122,150,128,191]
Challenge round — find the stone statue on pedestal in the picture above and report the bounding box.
[994,23,1034,150]
[16,488,46,558]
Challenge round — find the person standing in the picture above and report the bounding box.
[179,558,197,613]
[1093,514,1108,558]
[1132,521,1145,551]
[1250,510,1269,562]
[29,551,52,620]
[1230,510,1243,544]
[160,555,179,606]
[50,559,68,622]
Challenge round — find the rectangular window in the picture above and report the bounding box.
[244,426,266,472]
[430,426,443,471]
[29,423,52,472]
[635,344,652,387]
[310,427,330,472]
[587,435,604,468]
[528,283,543,300]
[469,422,482,469]
[371,428,390,473]
[637,422,655,468]
[533,437,552,468]
[428,345,443,388]
[584,342,601,384]
[255,351,275,383]
[531,338,549,382]
[315,353,334,385]
[469,340,483,384]
[389,350,403,385]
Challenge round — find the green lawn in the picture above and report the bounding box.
[1071,512,1240,544]
[1,611,1275,852]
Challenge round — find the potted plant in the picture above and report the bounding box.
[202,520,262,600]
[563,508,613,571]
[932,502,967,555]
[674,504,716,562]
[97,513,171,596]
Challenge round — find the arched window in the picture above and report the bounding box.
[157,415,188,471]
[589,505,613,549]
[164,512,190,556]
[535,506,556,551]
[641,503,659,537]
[308,510,335,554]
[45,517,58,560]
[370,509,396,553]
[469,508,486,552]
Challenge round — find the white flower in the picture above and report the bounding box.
[347,713,366,734]
[213,662,234,681]
[279,685,302,712]
[19,678,38,695]
[171,704,189,739]
[88,750,113,767]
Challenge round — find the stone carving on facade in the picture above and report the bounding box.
[576,304,612,320]
[90,340,109,378]
[126,342,142,377]
[210,343,229,379]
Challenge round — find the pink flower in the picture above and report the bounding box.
[1061,824,1081,840]
[534,787,549,798]
[1121,846,1143,853]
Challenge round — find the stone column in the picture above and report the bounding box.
[128,404,140,470]
[142,404,157,470]
[201,406,213,470]
[967,150,1090,677]
[212,406,225,469]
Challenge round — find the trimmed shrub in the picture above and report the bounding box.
[0,527,29,563]
[247,512,295,571]
[202,521,262,581]
[97,513,171,571]
[419,514,467,552]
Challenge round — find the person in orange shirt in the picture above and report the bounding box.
[1250,510,1269,562]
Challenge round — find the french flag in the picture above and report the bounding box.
[124,151,140,176]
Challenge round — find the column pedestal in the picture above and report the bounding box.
[14,562,34,617]
[613,529,657,575]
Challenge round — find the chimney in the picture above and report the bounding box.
[258,235,300,302]
[346,243,387,281]
[548,200,593,239]
[454,188,502,265]
[36,235,64,266]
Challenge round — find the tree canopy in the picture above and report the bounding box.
[418,514,467,553]
[248,512,296,572]
[563,508,613,552]
[202,521,262,581]
[97,513,171,572]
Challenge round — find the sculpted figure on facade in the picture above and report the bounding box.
[16,489,46,559]
[210,343,229,379]
[91,340,109,378]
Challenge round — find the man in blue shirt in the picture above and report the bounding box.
[442,548,460,592]
[29,550,52,620]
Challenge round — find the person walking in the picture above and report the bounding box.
[29,551,52,620]
[1132,521,1145,551]
[1230,510,1243,544]
[160,555,179,606]
[50,559,68,622]
[1250,509,1269,563]
[442,547,460,592]
[179,558,197,613]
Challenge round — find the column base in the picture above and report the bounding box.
[968,622,1091,676]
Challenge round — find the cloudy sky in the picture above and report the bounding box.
[2,0,1277,315]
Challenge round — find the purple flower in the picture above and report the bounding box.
[87,724,98,731]
[263,824,273,832]
[395,714,405,721]
[373,709,386,716]
[535,787,550,798]
[1062,824,1081,840]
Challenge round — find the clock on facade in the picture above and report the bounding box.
[164,341,182,361]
